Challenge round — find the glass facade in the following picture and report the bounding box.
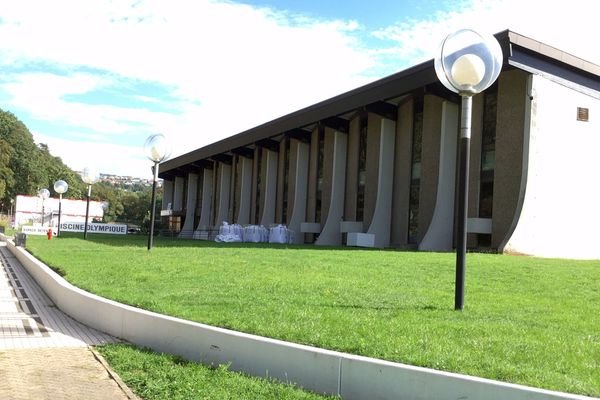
[255,147,263,224]
[356,115,368,221]
[408,100,423,244]
[315,128,325,223]
[478,87,498,247]
[282,138,290,223]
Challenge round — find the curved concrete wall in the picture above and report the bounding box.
[259,150,278,227]
[419,101,458,251]
[179,173,198,238]
[366,118,396,248]
[503,75,600,259]
[196,168,214,231]
[316,131,347,246]
[236,156,253,225]
[287,140,309,244]
[215,163,231,226]
[4,240,589,400]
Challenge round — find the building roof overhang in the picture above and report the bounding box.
[159,30,600,179]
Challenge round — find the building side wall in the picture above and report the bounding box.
[503,74,600,259]
[492,70,528,249]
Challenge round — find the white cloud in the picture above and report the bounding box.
[0,0,377,176]
[372,0,600,68]
[1,0,599,178]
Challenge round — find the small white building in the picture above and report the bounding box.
[14,195,104,227]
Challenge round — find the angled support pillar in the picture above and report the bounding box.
[366,118,397,248]
[172,176,185,212]
[194,168,214,239]
[161,179,174,211]
[215,162,232,226]
[259,149,278,227]
[315,130,347,246]
[419,101,459,251]
[287,140,310,244]
[236,156,253,225]
[178,173,198,239]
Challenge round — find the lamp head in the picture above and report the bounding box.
[434,29,503,95]
[54,180,69,194]
[81,167,100,185]
[38,188,50,200]
[144,134,171,163]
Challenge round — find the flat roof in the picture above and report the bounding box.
[160,30,600,178]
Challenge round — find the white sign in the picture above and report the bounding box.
[60,222,128,235]
[21,226,56,235]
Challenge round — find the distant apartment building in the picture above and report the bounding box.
[156,30,600,260]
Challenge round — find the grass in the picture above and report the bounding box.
[25,233,600,397]
[97,344,335,400]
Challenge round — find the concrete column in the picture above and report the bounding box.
[228,157,237,224]
[316,130,347,246]
[215,162,232,226]
[287,140,310,244]
[417,95,444,244]
[419,101,459,251]
[366,118,396,248]
[161,179,174,211]
[178,173,199,239]
[259,149,278,227]
[173,176,185,211]
[236,156,253,225]
[195,167,214,237]
[363,114,380,229]
[391,99,413,247]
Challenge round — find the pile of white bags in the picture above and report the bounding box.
[242,225,269,243]
[215,222,295,244]
[215,222,243,242]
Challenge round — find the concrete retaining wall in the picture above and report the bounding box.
[5,239,594,400]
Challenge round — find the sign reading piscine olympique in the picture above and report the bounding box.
[60,222,128,235]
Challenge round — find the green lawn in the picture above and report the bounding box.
[25,233,600,397]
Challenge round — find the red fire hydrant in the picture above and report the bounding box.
[47,228,53,240]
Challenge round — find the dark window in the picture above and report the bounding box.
[408,100,423,244]
[255,147,263,224]
[356,115,368,221]
[478,87,498,247]
[315,128,325,223]
[232,156,238,222]
[282,139,290,224]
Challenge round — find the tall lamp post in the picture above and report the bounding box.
[53,180,69,236]
[38,188,50,226]
[81,167,100,240]
[144,134,170,250]
[434,29,502,310]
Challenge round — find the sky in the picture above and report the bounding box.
[1,0,599,179]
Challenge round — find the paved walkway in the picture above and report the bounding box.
[0,242,139,399]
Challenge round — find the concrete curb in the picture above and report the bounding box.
[6,238,596,400]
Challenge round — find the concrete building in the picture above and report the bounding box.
[158,30,600,260]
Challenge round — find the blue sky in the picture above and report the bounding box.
[1,0,598,179]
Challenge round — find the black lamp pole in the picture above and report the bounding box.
[148,162,159,250]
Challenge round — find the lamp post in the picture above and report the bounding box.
[53,180,69,236]
[434,29,502,310]
[81,167,100,240]
[38,188,50,226]
[144,134,170,250]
